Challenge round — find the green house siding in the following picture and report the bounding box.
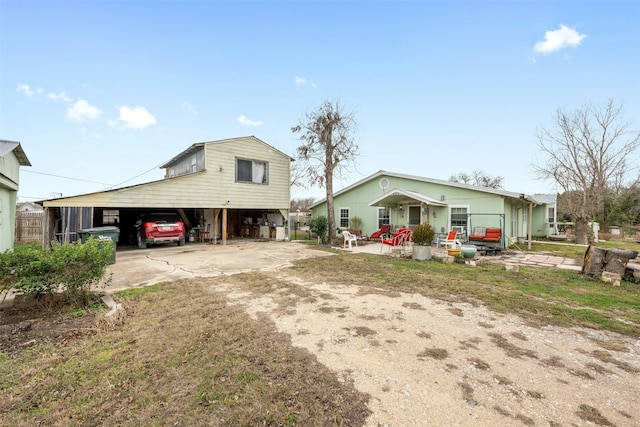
[311,171,552,247]
[0,141,31,253]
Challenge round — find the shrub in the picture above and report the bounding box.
[308,215,328,243]
[0,239,113,307]
[350,216,363,233]
[411,223,435,246]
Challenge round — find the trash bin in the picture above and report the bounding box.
[77,226,120,264]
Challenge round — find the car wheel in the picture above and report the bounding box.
[137,232,147,249]
[177,237,185,246]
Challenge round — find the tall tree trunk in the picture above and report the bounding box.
[574,218,590,245]
[325,129,336,246]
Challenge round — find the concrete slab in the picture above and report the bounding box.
[104,240,334,293]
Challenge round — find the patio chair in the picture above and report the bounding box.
[368,224,391,241]
[342,230,358,250]
[439,230,460,249]
[381,228,412,256]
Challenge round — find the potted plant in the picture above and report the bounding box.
[411,223,435,260]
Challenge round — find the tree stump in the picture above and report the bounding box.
[582,246,639,277]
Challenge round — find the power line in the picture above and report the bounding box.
[23,169,114,186]
[100,162,165,190]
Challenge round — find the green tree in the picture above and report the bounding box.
[308,215,328,243]
[292,100,359,245]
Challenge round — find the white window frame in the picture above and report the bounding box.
[449,205,469,236]
[339,208,350,229]
[377,207,390,228]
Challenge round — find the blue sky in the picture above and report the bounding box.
[2,0,639,202]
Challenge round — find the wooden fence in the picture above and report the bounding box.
[15,210,44,243]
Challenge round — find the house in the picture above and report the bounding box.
[0,140,32,253]
[310,170,558,247]
[41,136,292,246]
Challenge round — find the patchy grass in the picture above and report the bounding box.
[0,282,370,426]
[2,244,639,425]
[518,240,639,261]
[288,253,640,337]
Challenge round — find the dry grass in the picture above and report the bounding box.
[0,281,370,426]
[3,247,639,425]
[576,404,615,426]
[417,347,449,360]
[287,252,640,337]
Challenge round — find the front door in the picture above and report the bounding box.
[409,205,421,227]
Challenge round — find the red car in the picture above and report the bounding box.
[135,213,186,249]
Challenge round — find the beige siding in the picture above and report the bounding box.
[43,136,291,209]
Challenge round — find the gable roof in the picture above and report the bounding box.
[160,136,293,169]
[531,193,557,204]
[311,170,535,207]
[368,188,447,207]
[0,140,32,166]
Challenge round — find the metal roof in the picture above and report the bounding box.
[368,188,448,207]
[311,170,536,208]
[0,140,32,166]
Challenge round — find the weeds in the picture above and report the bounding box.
[289,253,640,337]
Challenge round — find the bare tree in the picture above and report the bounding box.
[290,197,316,212]
[449,170,504,188]
[292,100,359,245]
[289,159,306,189]
[534,99,640,244]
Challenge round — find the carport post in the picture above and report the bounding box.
[222,208,227,245]
[528,199,533,250]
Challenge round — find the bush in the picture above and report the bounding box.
[0,239,113,307]
[308,216,328,243]
[350,216,363,233]
[411,223,435,246]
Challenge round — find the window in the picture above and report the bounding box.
[450,207,468,231]
[339,208,350,228]
[103,210,120,225]
[236,158,268,184]
[547,207,555,224]
[377,207,390,228]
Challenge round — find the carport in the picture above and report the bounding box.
[39,136,292,248]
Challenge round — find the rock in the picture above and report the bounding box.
[601,271,621,286]
[504,264,519,272]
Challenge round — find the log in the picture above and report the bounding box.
[582,246,639,277]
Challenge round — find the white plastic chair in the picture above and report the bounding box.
[342,230,358,249]
[439,230,460,249]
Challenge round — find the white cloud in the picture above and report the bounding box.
[295,76,317,88]
[115,106,156,129]
[16,84,43,99]
[47,90,73,102]
[534,25,586,55]
[67,99,102,122]
[237,115,263,126]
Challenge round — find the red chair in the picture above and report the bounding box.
[369,224,391,241]
[439,230,460,249]
[382,228,412,256]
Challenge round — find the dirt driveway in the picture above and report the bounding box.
[107,241,640,426]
